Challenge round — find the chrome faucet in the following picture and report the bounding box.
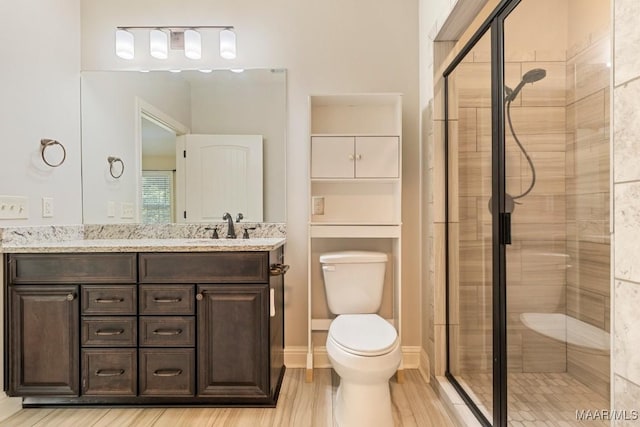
[222,212,236,239]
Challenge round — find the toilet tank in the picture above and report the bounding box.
[319,251,388,314]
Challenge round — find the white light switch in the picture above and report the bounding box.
[0,195,29,220]
[312,196,325,215]
[107,201,116,218]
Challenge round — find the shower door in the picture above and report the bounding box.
[445,28,495,423]
[445,0,611,425]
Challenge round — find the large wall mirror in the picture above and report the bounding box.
[81,69,287,224]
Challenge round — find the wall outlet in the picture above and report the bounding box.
[0,195,29,220]
[107,201,116,218]
[312,196,325,215]
[42,197,54,218]
[120,202,135,219]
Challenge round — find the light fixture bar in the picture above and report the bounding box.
[117,26,234,30]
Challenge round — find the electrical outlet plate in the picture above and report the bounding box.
[312,196,324,215]
[0,195,29,220]
[120,202,135,219]
[42,197,54,218]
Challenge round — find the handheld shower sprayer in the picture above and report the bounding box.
[492,68,547,213]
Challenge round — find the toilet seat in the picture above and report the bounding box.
[328,314,398,357]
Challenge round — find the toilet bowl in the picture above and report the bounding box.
[320,251,401,427]
[327,314,401,427]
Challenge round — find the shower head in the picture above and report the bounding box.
[505,68,547,102]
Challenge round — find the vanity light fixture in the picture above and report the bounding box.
[149,29,168,59]
[115,26,236,60]
[115,29,134,59]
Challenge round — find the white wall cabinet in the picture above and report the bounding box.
[311,136,399,179]
[306,94,403,382]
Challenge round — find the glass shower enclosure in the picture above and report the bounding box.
[444,0,611,425]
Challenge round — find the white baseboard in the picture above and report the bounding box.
[284,345,422,369]
[419,348,431,383]
[0,395,22,423]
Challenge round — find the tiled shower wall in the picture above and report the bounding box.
[565,29,611,399]
[613,0,640,417]
[452,50,569,374]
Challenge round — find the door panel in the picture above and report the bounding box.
[184,134,263,222]
[354,136,399,178]
[311,136,355,178]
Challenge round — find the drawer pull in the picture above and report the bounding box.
[95,369,125,377]
[153,328,183,336]
[95,297,125,303]
[153,297,182,303]
[196,293,204,301]
[270,263,290,276]
[153,369,182,377]
[95,328,125,336]
[66,293,76,301]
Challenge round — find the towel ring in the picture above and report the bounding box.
[107,156,125,179]
[40,139,66,167]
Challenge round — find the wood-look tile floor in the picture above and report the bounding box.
[0,369,455,427]
[460,372,610,426]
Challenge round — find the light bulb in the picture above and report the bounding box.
[219,29,236,59]
[150,29,168,59]
[184,29,202,60]
[115,29,134,60]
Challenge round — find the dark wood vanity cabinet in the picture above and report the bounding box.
[4,248,286,407]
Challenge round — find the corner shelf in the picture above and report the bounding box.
[306,93,403,382]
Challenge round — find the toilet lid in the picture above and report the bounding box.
[328,314,398,356]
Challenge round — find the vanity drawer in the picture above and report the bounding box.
[139,285,195,315]
[139,348,195,396]
[9,253,137,284]
[81,285,137,315]
[139,316,195,347]
[81,317,137,347]
[139,252,269,284]
[81,349,137,396]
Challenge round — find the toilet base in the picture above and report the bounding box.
[334,379,394,427]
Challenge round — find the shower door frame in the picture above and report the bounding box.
[443,0,521,426]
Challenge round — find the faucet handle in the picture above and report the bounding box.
[242,227,257,239]
[204,227,219,239]
[236,213,244,222]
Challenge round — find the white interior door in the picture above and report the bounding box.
[184,134,263,222]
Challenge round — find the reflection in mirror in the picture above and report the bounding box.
[81,69,287,224]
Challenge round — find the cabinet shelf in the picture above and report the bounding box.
[306,93,403,381]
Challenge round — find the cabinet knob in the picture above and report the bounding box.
[356,154,362,160]
[66,293,76,301]
[196,293,204,301]
[348,154,354,161]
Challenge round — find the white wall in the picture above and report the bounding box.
[81,0,420,349]
[81,72,191,223]
[0,0,81,225]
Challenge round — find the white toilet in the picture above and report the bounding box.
[320,251,401,427]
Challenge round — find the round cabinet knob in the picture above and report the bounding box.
[356,154,362,160]
[66,293,75,301]
[196,293,204,301]
[348,154,354,161]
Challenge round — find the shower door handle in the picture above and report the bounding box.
[500,212,512,245]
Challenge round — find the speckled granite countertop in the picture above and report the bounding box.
[1,237,286,253]
[0,224,286,253]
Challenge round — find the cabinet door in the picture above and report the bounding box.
[311,136,355,178]
[354,136,399,178]
[197,285,269,398]
[8,286,79,396]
